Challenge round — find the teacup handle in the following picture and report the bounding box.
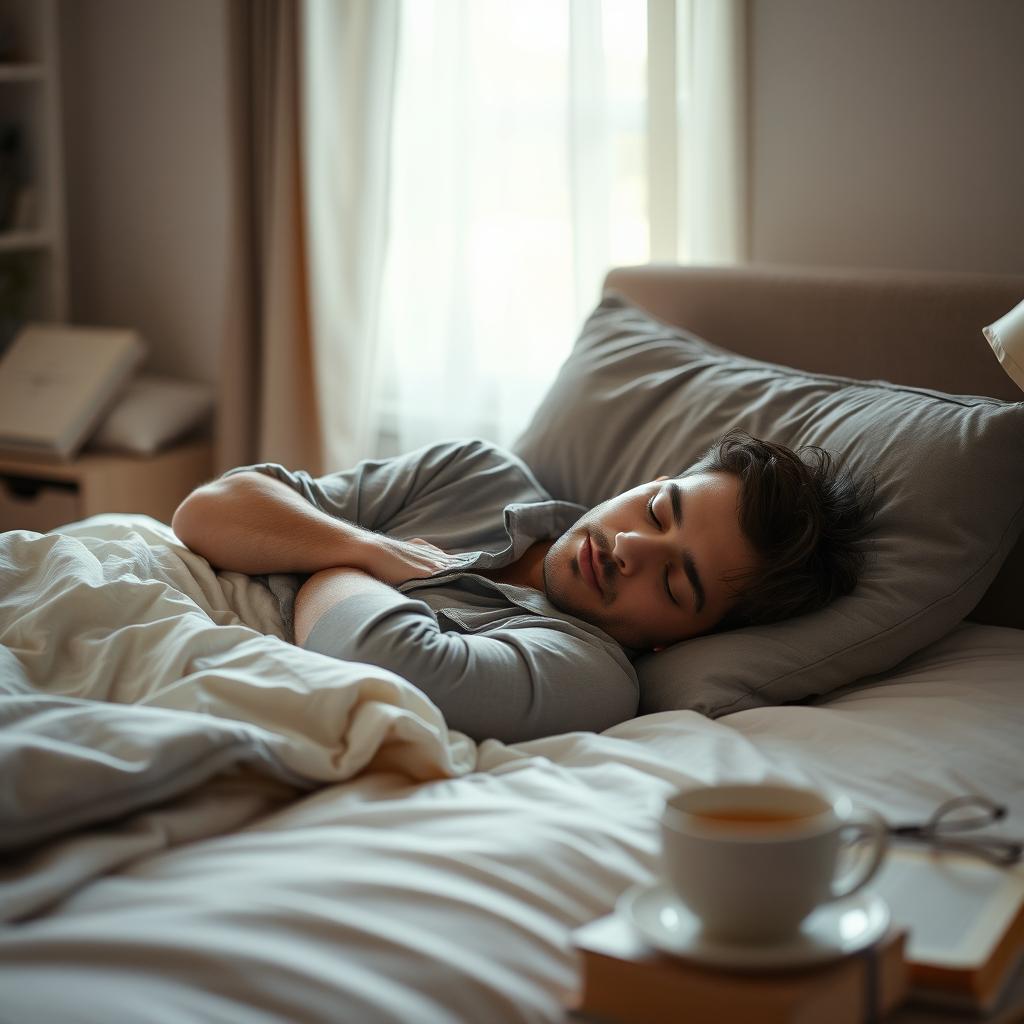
[830,805,888,901]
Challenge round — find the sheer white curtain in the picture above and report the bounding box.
[300,0,747,461]
[371,0,747,456]
[371,0,649,454]
[301,0,399,470]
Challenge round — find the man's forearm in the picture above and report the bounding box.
[172,472,373,575]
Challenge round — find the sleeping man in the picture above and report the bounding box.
[172,432,873,743]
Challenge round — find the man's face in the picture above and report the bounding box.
[542,471,760,650]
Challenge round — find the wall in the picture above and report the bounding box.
[749,0,1024,273]
[59,1,1023,388]
[59,0,231,383]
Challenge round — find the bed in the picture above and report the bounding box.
[2,264,1023,1023]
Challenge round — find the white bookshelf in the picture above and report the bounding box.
[0,0,67,350]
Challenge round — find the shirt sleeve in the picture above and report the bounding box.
[220,438,546,536]
[303,590,639,744]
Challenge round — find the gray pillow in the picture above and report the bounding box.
[513,294,1024,716]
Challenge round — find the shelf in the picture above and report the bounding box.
[0,0,65,325]
[0,229,49,252]
[0,63,45,83]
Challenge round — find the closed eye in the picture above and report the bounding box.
[649,495,677,604]
[647,494,662,529]
[663,566,678,606]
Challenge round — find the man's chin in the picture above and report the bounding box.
[541,547,590,621]
[543,573,623,645]
[542,543,647,647]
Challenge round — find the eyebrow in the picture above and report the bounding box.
[668,482,683,527]
[667,482,706,614]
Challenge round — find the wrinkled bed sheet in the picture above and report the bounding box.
[0,515,475,921]
[1,516,1022,1024]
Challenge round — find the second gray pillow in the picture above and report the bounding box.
[513,294,1024,716]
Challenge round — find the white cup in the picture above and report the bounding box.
[660,783,888,944]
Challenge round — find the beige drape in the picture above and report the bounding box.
[217,0,323,475]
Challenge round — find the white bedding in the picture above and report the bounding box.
[1,517,1023,1023]
[0,515,474,921]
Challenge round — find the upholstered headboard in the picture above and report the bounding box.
[602,263,1024,629]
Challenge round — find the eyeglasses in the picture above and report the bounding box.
[888,795,1023,867]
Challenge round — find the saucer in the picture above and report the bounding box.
[619,882,890,972]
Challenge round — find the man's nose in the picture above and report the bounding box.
[612,531,664,575]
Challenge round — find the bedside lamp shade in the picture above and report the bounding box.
[984,298,1024,394]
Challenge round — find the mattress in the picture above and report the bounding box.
[2,536,1022,1024]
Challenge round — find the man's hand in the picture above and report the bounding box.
[359,535,464,586]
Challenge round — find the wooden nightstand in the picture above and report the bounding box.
[0,440,214,532]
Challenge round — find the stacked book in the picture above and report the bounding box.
[0,324,144,460]
[573,914,906,1023]
[571,847,1024,1024]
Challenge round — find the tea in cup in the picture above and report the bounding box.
[660,783,887,944]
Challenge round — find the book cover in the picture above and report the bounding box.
[571,912,908,1024]
[0,323,145,460]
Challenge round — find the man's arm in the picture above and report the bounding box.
[172,472,458,581]
[295,571,640,743]
[294,566,383,646]
[172,472,365,575]
[173,440,538,580]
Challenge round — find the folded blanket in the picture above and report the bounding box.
[0,515,476,921]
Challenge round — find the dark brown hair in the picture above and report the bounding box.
[689,430,876,630]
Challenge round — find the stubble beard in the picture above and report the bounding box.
[541,525,613,628]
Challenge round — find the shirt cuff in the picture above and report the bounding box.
[303,588,438,662]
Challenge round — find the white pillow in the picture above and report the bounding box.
[89,373,214,455]
[983,297,1024,393]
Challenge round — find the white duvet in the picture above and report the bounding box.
[0,515,475,921]
[1,515,1023,1023]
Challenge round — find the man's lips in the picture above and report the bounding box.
[579,534,603,595]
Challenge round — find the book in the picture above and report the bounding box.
[0,323,145,460]
[571,912,908,1024]
[868,845,1024,1014]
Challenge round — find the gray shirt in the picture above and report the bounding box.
[226,439,639,743]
